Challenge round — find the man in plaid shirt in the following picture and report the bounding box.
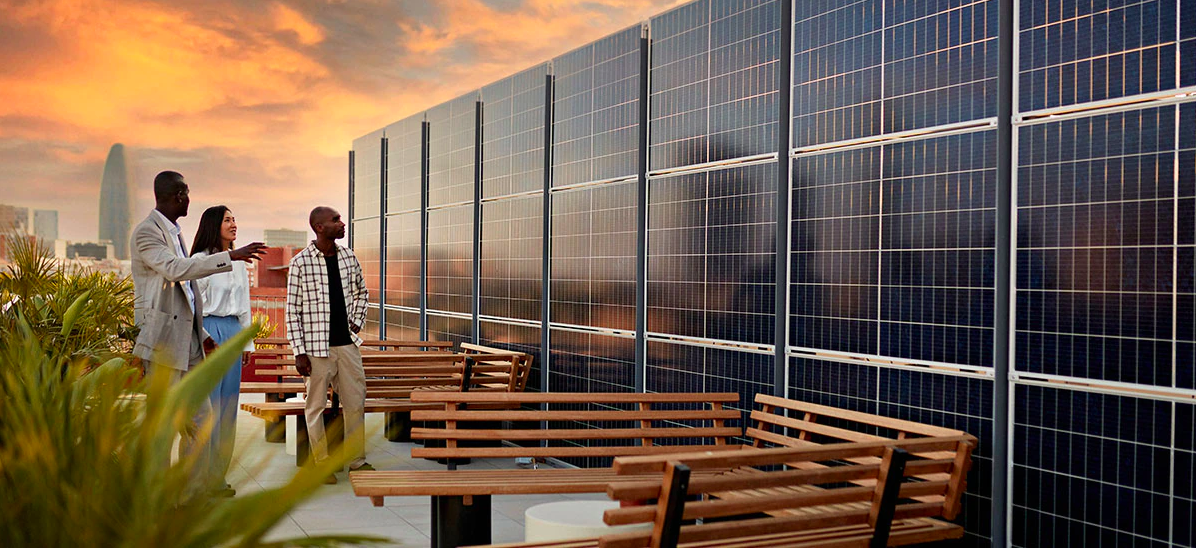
[286,206,372,482]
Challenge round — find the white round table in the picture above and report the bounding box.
[524,500,653,542]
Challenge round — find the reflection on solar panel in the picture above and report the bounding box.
[384,211,420,309]
[428,93,478,207]
[482,64,548,199]
[386,114,424,215]
[1017,106,1183,387]
[427,312,471,347]
[550,182,637,331]
[362,306,382,339]
[788,356,994,542]
[351,129,384,219]
[1013,384,1184,546]
[427,205,472,315]
[1019,0,1180,112]
[480,195,542,321]
[384,308,420,341]
[553,26,641,188]
[479,320,543,391]
[649,0,781,171]
[646,340,772,418]
[791,130,997,368]
[353,217,382,303]
[548,328,636,394]
[792,0,998,148]
[647,162,776,345]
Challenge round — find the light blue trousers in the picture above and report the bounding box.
[202,315,244,487]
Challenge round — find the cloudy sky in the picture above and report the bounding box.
[0,0,677,243]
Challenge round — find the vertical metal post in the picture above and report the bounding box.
[774,0,793,398]
[994,0,1015,545]
[634,27,651,393]
[379,137,388,340]
[348,150,355,249]
[421,121,430,340]
[542,73,554,392]
[473,101,483,345]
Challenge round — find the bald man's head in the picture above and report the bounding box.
[309,206,345,242]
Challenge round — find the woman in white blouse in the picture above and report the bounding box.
[190,205,254,498]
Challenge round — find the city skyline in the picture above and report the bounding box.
[0,0,680,245]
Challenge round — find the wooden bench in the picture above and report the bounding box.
[350,392,977,548]
[351,391,742,548]
[240,354,533,463]
[478,435,973,548]
[252,337,453,351]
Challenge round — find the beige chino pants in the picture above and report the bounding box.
[304,344,366,469]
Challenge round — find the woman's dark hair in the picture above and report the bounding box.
[190,205,233,256]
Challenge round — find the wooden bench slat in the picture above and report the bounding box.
[411,426,742,442]
[409,392,742,404]
[411,410,742,422]
[754,394,966,439]
[410,444,744,460]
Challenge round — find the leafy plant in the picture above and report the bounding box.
[0,234,386,547]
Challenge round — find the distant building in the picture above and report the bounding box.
[0,233,38,262]
[34,210,58,242]
[98,144,132,260]
[264,228,308,249]
[0,204,31,234]
[253,245,302,288]
[65,241,115,261]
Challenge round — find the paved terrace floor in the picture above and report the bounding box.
[232,393,603,546]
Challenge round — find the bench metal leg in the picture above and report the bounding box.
[385,411,412,442]
[431,494,490,548]
[295,417,309,467]
[295,409,346,467]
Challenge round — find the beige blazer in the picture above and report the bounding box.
[130,211,232,370]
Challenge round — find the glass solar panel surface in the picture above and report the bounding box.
[384,211,420,309]
[482,64,548,199]
[428,93,478,207]
[649,0,782,171]
[480,195,543,322]
[426,204,473,315]
[351,129,384,220]
[552,26,641,188]
[385,114,423,215]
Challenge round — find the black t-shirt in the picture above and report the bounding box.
[325,255,354,347]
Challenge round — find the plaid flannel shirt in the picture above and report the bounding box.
[286,242,369,357]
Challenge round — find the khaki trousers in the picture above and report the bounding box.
[304,344,366,468]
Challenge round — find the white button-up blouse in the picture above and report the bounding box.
[194,250,254,351]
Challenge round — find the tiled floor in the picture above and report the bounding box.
[231,394,603,547]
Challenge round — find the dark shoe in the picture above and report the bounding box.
[350,462,375,472]
[324,474,338,485]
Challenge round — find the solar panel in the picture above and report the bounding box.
[362,305,382,339]
[552,25,641,188]
[480,195,542,321]
[1019,0,1180,112]
[384,211,420,309]
[428,92,478,207]
[1016,105,1181,387]
[792,0,998,148]
[479,320,542,391]
[647,162,776,345]
[386,114,424,215]
[646,340,773,422]
[548,327,636,394]
[482,64,548,199]
[549,181,637,331]
[791,129,997,368]
[426,204,472,315]
[351,129,384,219]
[1012,384,1180,546]
[353,217,382,306]
[649,0,781,171]
[427,312,471,347]
[383,308,420,341]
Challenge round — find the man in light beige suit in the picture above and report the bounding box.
[130,170,265,496]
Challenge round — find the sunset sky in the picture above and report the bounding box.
[0,0,677,243]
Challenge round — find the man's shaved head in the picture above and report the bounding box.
[309,206,336,228]
[154,171,186,201]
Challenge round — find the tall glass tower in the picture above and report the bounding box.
[98,143,131,260]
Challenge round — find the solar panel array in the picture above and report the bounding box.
[346,0,1196,545]
[386,114,424,215]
